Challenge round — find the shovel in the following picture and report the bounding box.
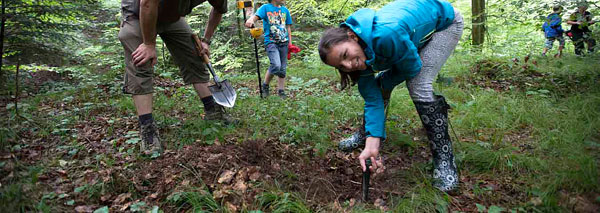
[192,35,237,108]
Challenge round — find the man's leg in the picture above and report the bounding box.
[158,17,235,124]
[118,17,162,154]
[584,33,596,54]
[133,94,153,115]
[572,31,585,56]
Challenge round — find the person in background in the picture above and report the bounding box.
[567,2,596,56]
[245,0,293,99]
[542,5,565,58]
[318,0,463,192]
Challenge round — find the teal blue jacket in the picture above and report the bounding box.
[341,0,455,139]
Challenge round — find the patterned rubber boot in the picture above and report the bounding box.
[414,95,458,192]
[338,90,392,152]
[140,122,163,155]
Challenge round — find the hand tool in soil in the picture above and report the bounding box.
[192,34,237,108]
[362,159,371,201]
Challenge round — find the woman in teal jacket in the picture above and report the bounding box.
[318,0,463,192]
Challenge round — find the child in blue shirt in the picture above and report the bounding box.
[245,0,294,98]
[319,0,463,192]
[542,5,565,57]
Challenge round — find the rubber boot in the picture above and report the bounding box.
[338,90,392,152]
[414,95,458,192]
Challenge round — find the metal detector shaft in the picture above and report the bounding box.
[242,7,264,97]
[253,37,262,97]
[362,159,371,201]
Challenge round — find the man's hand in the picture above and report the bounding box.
[199,41,210,58]
[359,137,384,173]
[132,43,157,67]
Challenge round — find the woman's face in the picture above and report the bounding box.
[324,32,367,72]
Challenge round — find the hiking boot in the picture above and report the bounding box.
[338,90,392,152]
[414,95,459,192]
[139,122,163,154]
[205,105,238,125]
[278,89,287,99]
[261,83,270,98]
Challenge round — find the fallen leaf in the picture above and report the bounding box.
[249,171,261,181]
[218,170,235,184]
[225,202,237,212]
[233,181,247,191]
[75,205,94,213]
[113,193,131,205]
[530,197,542,206]
[119,202,132,211]
[213,189,229,199]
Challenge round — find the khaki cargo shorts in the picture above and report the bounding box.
[118,16,209,95]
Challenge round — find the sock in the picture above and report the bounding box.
[201,96,217,110]
[139,113,154,126]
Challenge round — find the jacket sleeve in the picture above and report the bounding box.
[375,31,421,91]
[357,69,386,139]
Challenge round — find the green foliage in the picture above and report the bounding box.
[256,191,310,213]
[167,189,223,212]
[2,0,103,64]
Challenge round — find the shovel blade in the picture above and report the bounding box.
[209,79,236,108]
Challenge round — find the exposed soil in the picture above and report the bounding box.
[131,138,427,211]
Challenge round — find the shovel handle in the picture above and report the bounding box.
[192,34,221,83]
[192,34,211,64]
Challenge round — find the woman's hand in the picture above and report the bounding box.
[359,137,384,173]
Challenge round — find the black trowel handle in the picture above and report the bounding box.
[362,159,371,201]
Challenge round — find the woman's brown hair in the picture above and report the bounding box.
[318,26,361,90]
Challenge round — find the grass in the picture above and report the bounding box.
[2,49,599,212]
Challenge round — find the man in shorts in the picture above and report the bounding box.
[118,0,233,154]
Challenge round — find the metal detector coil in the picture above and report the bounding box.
[237,0,253,9]
[249,27,263,38]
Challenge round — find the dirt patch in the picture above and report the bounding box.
[132,139,426,211]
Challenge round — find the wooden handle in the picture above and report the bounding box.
[192,34,210,64]
[202,54,210,64]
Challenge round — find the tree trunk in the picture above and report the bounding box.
[472,0,486,46]
[0,0,6,88]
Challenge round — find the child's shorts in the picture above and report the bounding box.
[544,36,565,49]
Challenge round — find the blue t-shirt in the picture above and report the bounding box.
[256,3,293,45]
